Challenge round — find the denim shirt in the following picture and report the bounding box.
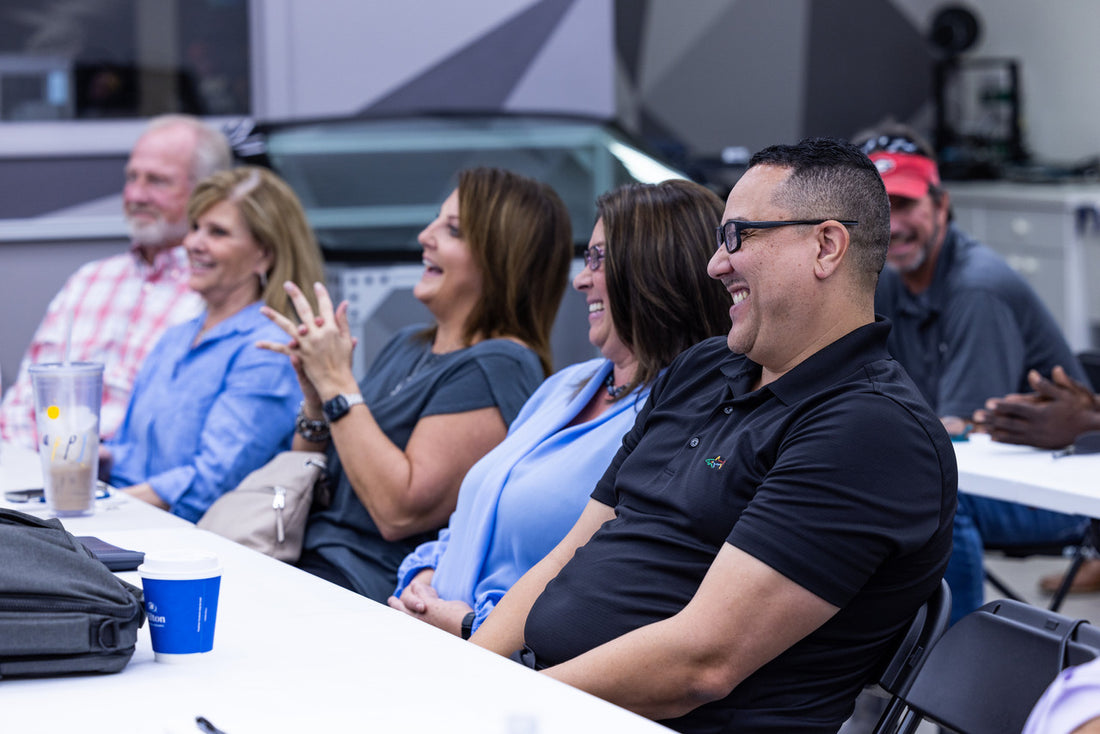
[108,301,301,522]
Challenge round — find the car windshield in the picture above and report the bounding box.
[248,114,688,259]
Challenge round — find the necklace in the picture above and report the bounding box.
[389,348,439,396]
[604,371,628,399]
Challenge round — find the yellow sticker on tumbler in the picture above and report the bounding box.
[47,405,60,419]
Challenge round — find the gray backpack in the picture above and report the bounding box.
[0,508,145,677]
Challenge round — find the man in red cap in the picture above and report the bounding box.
[855,123,1091,622]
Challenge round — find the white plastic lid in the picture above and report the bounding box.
[137,549,222,580]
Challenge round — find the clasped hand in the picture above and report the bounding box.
[972,366,1099,449]
[387,581,474,637]
[257,281,358,405]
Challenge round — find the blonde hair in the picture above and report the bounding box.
[187,166,325,319]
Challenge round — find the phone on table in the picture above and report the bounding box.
[77,536,145,571]
[4,485,111,503]
[4,487,45,503]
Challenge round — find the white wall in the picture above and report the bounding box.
[895,0,1100,162]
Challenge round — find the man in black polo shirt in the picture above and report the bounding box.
[472,138,957,733]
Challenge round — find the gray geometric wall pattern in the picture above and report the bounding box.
[365,0,586,114]
[614,0,933,158]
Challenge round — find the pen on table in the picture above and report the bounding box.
[195,716,228,734]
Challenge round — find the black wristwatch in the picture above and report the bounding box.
[461,611,476,640]
[321,393,365,423]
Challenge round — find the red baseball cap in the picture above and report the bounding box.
[868,151,941,200]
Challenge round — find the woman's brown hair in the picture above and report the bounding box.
[453,167,572,376]
[598,179,731,397]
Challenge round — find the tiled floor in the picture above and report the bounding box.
[984,553,1100,620]
[841,553,1100,734]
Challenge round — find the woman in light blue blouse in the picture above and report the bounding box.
[104,167,325,521]
[387,180,731,638]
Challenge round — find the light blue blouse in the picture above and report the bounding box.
[394,358,649,632]
[107,301,301,522]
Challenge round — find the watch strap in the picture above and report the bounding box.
[323,392,365,423]
[461,611,476,640]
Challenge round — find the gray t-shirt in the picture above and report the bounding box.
[302,325,544,601]
[875,225,1087,417]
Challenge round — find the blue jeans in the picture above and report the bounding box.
[945,492,1089,625]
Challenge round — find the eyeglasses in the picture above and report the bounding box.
[715,219,859,254]
[584,245,605,271]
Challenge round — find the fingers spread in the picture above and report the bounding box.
[260,305,297,336]
[284,281,317,324]
[256,339,292,356]
[314,281,337,322]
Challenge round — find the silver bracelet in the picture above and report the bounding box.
[295,402,330,443]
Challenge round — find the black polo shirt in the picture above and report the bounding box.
[524,320,957,734]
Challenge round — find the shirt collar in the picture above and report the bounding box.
[129,243,190,280]
[191,301,266,345]
[897,225,960,317]
[720,319,894,405]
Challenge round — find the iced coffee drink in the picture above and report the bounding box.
[30,363,103,518]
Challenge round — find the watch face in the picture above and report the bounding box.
[323,394,349,422]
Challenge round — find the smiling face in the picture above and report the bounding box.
[414,189,484,325]
[123,124,196,249]
[886,191,949,290]
[707,165,817,366]
[185,199,271,313]
[573,218,632,367]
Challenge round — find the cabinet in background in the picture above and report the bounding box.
[946,181,1100,352]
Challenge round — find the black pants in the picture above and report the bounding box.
[296,549,356,592]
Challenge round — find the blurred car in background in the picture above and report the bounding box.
[232,112,701,373]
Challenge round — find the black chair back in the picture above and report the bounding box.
[877,598,1100,734]
[871,579,951,734]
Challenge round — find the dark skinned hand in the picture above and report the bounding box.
[972,366,1100,450]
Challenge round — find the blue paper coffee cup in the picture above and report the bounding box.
[138,550,222,663]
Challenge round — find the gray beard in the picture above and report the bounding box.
[127,216,188,248]
[888,219,940,275]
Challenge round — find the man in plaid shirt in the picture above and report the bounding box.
[0,115,232,449]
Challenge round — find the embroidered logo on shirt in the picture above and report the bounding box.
[705,455,726,470]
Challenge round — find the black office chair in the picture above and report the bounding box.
[870,579,951,734]
[872,598,1100,734]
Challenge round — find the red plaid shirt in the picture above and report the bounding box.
[0,245,202,449]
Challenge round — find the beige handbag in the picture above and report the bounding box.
[198,451,327,562]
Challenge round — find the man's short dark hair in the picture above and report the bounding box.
[749,137,890,287]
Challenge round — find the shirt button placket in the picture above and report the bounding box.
[689,437,700,448]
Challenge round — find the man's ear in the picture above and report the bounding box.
[813,221,850,280]
[934,189,952,225]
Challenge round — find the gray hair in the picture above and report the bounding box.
[143,114,233,183]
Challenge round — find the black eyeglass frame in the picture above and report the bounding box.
[715,219,859,254]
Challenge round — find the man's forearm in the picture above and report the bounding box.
[472,498,615,656]
[469,553,557,656]
[543,615,735,720]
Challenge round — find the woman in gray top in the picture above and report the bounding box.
[260,167,573,600]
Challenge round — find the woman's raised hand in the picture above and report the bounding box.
[258,281,359,401]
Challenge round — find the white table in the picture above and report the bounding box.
[0,441,42,491]
[1,443,671,734]
[953,433,1100,519]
